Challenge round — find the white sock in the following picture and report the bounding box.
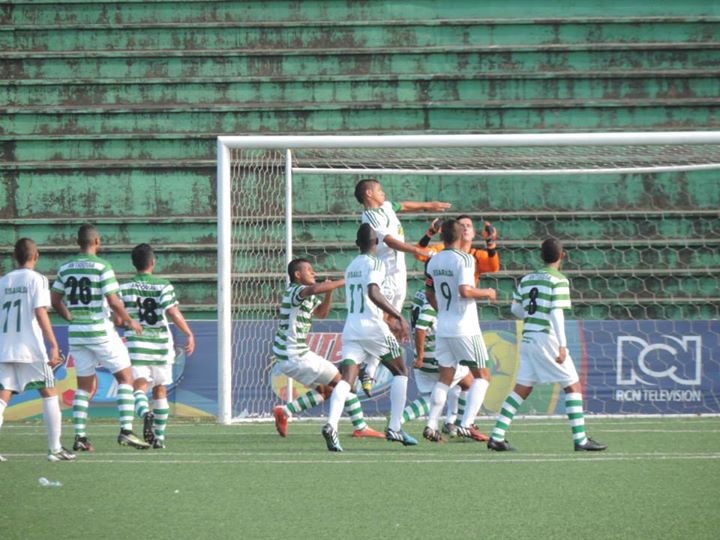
[0,398,6,432]
[388,375,408,432]
[426,382,449,431]
[364,357,381,379]
[42,396,62,452]
[445,385,461,425]
[327,380,351,430]
[461,378,490,427]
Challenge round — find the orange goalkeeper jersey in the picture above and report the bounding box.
[416,243,500,283]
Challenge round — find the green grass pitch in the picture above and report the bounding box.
[3,417,719,539]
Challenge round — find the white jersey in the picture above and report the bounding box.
[0,269,51,364]
[361,200,406,279]
[342,253,391,340]
[426,248,479,337]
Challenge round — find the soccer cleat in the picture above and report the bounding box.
[142,411,156,445]
[152,439,166,449]
[487,438,516,451]
[321,423,343,452]
[422,426,444,443]
[385,428,418,446]
[72,435,94,452]
[359,366,374,398]
[47,447,77,462]
[273,405,289,438]
[441,422,458,438]
[352,426,385,439]
[118,429,151,450]
[574,437,608,452]
[456,424,490,442]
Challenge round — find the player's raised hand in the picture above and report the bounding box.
[556,346,567,364]
[481,221,497,250]
[427,218,442,236]
[428,202,451,212]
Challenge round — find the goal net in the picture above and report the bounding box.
[217,133,720,424]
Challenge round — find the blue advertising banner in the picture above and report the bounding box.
[6,319,719,420]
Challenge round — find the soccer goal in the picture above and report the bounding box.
[217,132,720,425]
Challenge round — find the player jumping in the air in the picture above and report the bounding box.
[321,224,414,452]
[271,259,384,442]
[51,224,149,451]
[354,178,451,396]
[424,220,496,442]
[488,239,607,452]
[119,244,195,449]
[0,239,75,462]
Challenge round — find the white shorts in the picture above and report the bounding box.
[414,364,470,396]
[276,351,339,387]
[515,332,579,388]
[0,361,54,393]
[132,364,173,387]
[382,273,407,312]
[435,335,488,369]
[71,334,131,377]
[341,334,402,366]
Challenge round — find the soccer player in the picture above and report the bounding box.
[354,178,451,396]
[119,243,195,449]
[488,239,607,452]
[401,288,474,442]
[423,220,496,442]
[51,224,149,451]
[416,215,501,439]
[0,238,75,462]
[270,258,383,440]
[321,224,414,452]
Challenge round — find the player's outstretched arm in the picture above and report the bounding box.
[384,234,433,259]
[459,284,496,301]
[50,291,72,322]
[299,278,345,298]
[167,306,195,355]
[367,283,409,342]
[399,201,452,213]
[106,293,142,334]
[35,306,61,367]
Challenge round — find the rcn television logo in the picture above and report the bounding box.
[616,335,702,386]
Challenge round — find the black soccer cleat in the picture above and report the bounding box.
[118,429,151,450]
[321,423,343,452]
[422,426,444,443]
[487,438,516,452]
[142,412,156,445]
[73,435,94,452]
[574,437,608,452]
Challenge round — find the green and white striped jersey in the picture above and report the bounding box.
[512,267,572,337]
[52,254,120,346]
[411,289,437,373]
[272,283,321,361]
[119,273,178,365]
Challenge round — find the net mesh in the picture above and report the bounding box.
[226,141,720,419]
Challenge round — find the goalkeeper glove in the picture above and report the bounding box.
[482,221,497,250]
[426,218,442,237]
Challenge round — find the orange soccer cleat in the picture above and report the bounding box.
[351,426,385,439]
[273,406,289,438]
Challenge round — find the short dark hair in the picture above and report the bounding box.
[131,243,154,271]
[14,237,37,266]
[456,214,473,223]
[287,258,311,283]
[77,223,99,249]
[541,238,563,263]
[354,178,378,204]
[355,223,376,251]
[440,219,461,245]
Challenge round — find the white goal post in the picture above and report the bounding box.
[216,131,720,425]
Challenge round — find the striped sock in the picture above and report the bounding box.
[117,384,135,431]
[344,393,367,431]
[454,392,467,426]
[153,399,169,441]
[402,397,430,424]
[73,389,91,437]
[491,391,524,442]
[134,390,150,418]
[285,389,324,416]
[565,392,588,446]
